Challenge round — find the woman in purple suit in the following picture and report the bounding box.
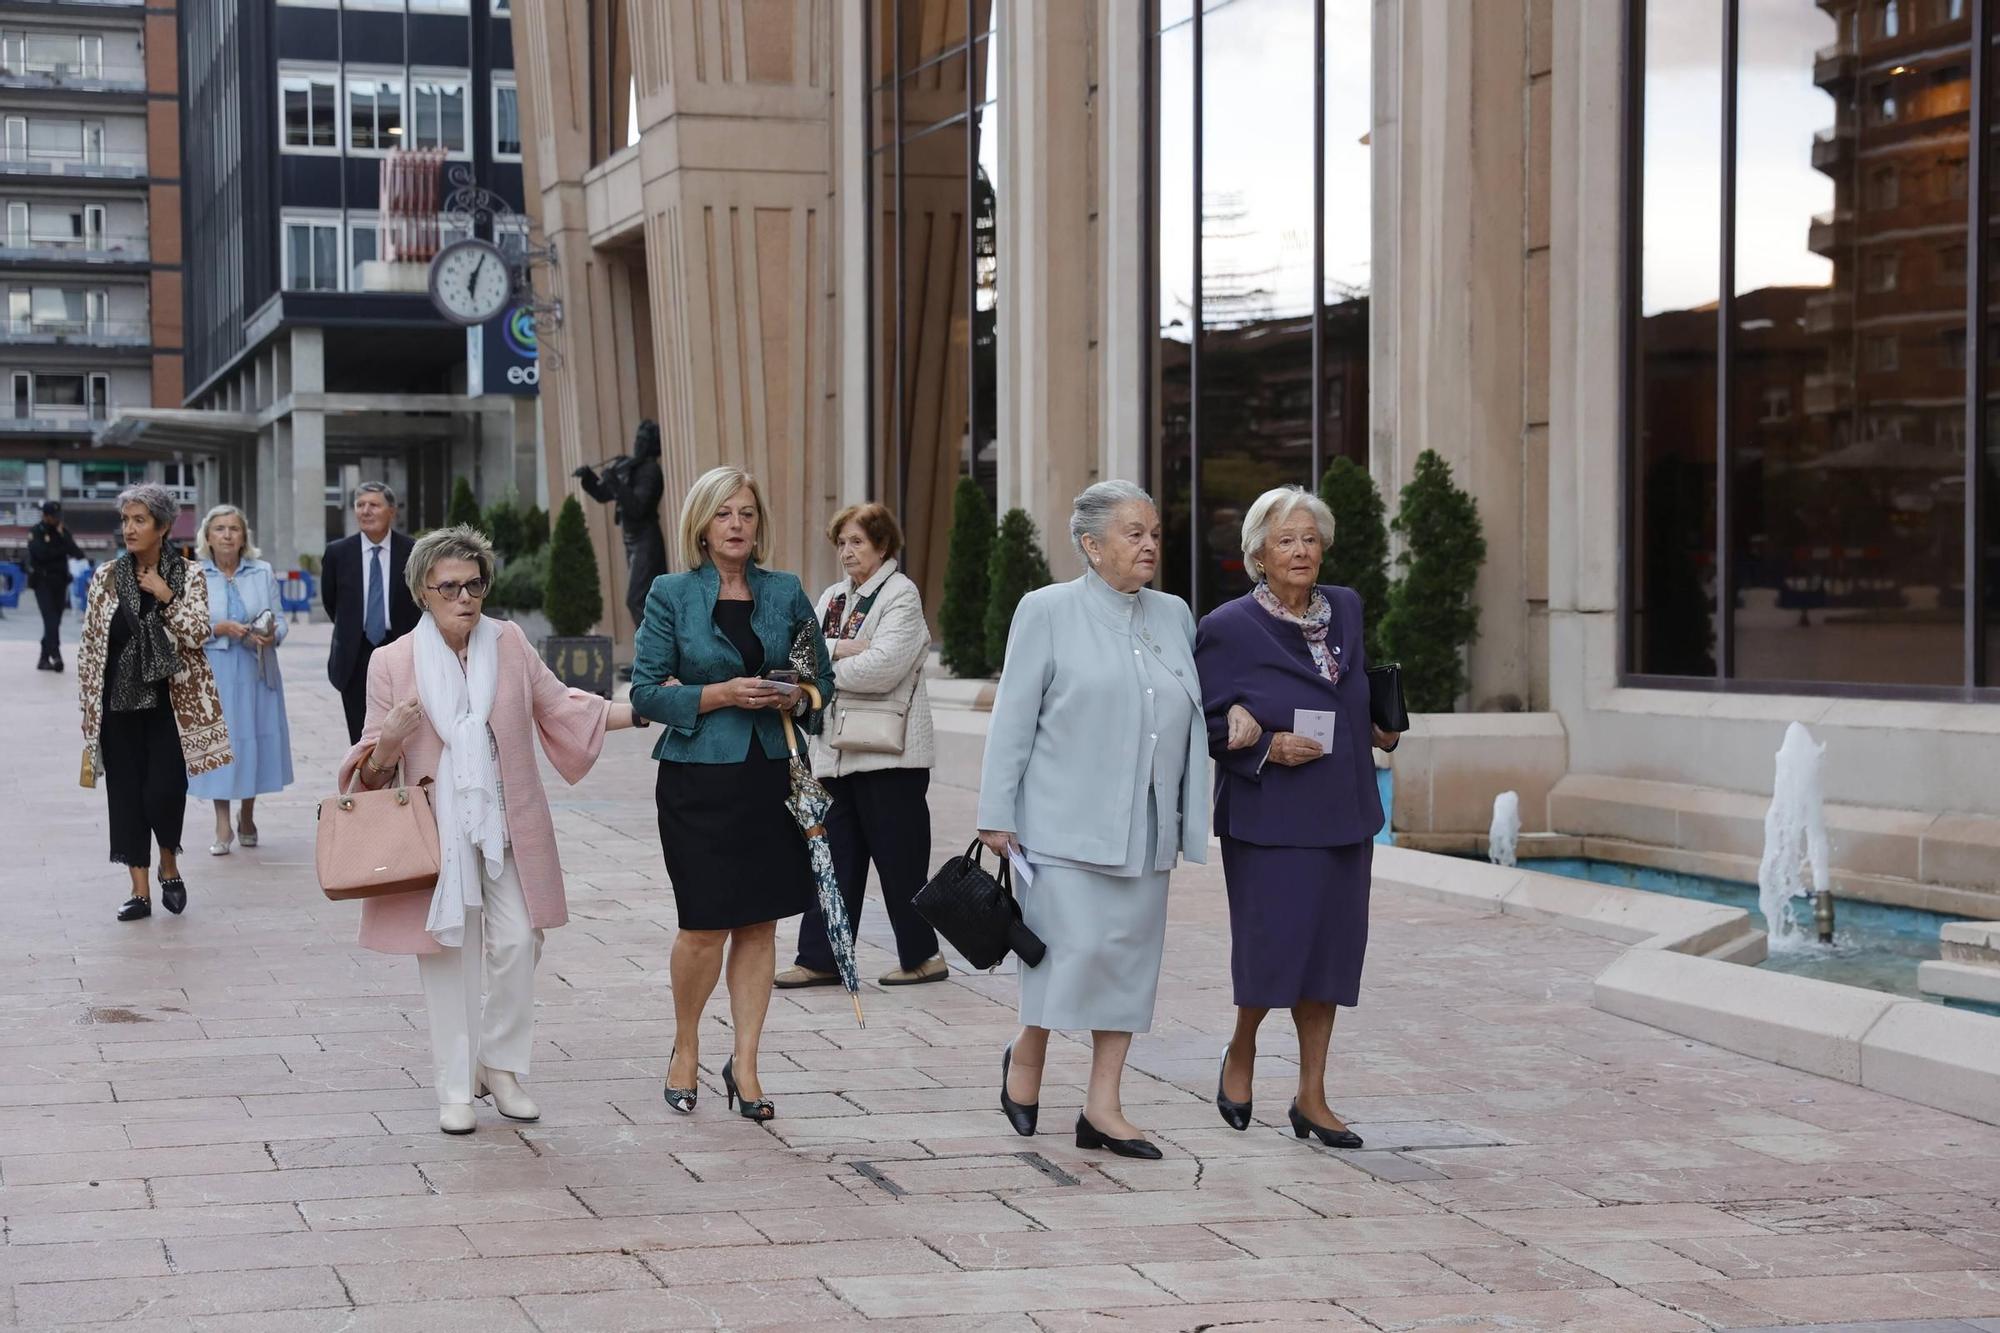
[1194,485,1401,1150]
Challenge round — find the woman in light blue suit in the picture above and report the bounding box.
[977,480,1209,1161]
[188,505,293,854]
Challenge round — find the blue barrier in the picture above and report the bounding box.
[280,569,316,617]
[71,565,94,611]
[0,562,22,616]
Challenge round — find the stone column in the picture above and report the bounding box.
[1096,0,1148,491]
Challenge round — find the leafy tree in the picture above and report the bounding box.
[447,477,483,532]
[1381,449,1486,712]
[940,477,995,677]
[984,507,1053,672]
[1317,456,1391,662]
[543,496,605,637]
[484,493,527,561]
[522,504,550,552]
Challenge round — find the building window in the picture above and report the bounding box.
[410,0,470,12]
[1940,0,1966,20]
[62,461,145,500]
[491,0,511,14]
[348,215,379,291]
[1629,0,1977,691]
[281,68,340,152]
[282,215,341,291]
[0,459,48,495]
[493,77,521,160]
[347,73,404,154]
[409,74,470,154]
[493,213,529,260]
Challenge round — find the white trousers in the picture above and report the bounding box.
[416,851,544,1105]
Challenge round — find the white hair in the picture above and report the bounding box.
[1068,479,1154,560]
[195,504,259,562]
[1241,485,1336,580]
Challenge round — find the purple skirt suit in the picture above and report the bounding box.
[1194,586,1385,1008]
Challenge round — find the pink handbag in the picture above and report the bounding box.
[315,766,441,901]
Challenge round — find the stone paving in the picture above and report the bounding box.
[6,621,2000,1331]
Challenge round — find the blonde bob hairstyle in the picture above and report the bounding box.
[677,466,771,570]
[195,504,260,563]
[403,524,496,602]
[1241,485,1336,581]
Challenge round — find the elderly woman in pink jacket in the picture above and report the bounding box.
[341,525,645,1134]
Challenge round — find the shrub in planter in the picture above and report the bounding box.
[447,477,483,532]
[540,496,613,695]
[522,503,549,552]
[1381,449,1486,713]
[1317,456,1391,663]
[983,507,1052,673]
[487,546,548,614]
[484,493,527,561]
[939,477,995,677]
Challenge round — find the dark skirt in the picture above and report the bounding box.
[1220,836,1372,1008]
[655,751,814,931]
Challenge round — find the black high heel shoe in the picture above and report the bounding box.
[1289,1100,1363,1149]
[663,1049,697,1114]
[1216,1045,1252,1131]
[159,876,187,915]
[720,1057,773,1122]
[1000,1043,1038,1137]
[1075,1113,1163,1160]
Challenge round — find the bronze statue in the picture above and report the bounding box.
[575,419,667,632]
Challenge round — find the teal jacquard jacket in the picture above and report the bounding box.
[628,561,836,764]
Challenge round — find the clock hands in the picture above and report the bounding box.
[465,258,484,302]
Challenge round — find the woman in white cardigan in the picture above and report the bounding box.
[775,502,944,989]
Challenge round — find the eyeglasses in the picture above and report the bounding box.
[425,578,490,601]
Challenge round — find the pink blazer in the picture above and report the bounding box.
[338,617,611,955]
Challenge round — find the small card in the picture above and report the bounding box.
[1007,846,1036,888]
[1293,708,1337,753]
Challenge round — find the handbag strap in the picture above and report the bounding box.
[961,838,1012,891]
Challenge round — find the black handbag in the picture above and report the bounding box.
[1367,662,1409,732]
[913,840,1046,970]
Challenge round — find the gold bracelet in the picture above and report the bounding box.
[362,750,392,778]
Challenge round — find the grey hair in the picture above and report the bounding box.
[404,524,496,602]
[1068,479,1155,561]
[195,504,259,563]
[352,481,398,509]
[1241,485,1336,580]
[115,483,179,533]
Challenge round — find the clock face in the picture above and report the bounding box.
[428,239,512,326]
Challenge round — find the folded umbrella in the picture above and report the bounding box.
[780,619,864,1028]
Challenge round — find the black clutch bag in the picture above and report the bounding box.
[913,840,1046,971]
[1367,662,1409,732]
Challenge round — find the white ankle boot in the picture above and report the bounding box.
[439,1103,477,1135]
[477,1067,539,1122]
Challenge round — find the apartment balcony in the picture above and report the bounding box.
[0,410,102,436]
[1808,209,1851,258]
[1803,287,1852,335]
[4,315,149,347]
[1804,370,1853,416]
[0,149,146,180]
[0,232,146,265]
[0,57,144,93]
[1812,125,1852,173]
[1814,39,1855,89]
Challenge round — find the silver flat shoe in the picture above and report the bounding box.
[237,829,258,848]
[208,840,232,856]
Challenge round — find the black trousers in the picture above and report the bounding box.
[100,701,186,868]
[35,581,66,661]
[795,767,938,973]
[339,638,378,744]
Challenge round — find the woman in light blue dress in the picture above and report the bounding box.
[187,505,294,853]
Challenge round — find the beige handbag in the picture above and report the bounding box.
[829,668,919,755]
[314,765,441,901]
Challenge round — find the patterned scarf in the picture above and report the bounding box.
[107,550,186,712]
[1253,579,1339,684]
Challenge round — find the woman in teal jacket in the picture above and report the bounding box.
[630,466,834,1123]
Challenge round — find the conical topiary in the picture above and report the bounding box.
[543,495,605,637]
[484,492,527,561]
[984,507,1052,672]
[522,503,549,552]
[940,477,995,677]
[1317,456,1391,663]
[1381,449,1486,713]
[447,477,483,531]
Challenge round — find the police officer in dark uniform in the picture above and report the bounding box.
[28,501,85,672]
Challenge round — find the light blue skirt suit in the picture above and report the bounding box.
[187,558,294,801]
[977,570,1209,1033]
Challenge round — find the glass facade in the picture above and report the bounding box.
[1152,0,1371,616]
[868,0,998,586]
[1628,0,1992,691]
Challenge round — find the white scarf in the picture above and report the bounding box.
[414,614,506,948]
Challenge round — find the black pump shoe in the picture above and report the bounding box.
[721,1058,773,1122]
[662,1072,697,1115]
[117,896,151,921]
[1289,1100,1363,1149]
[1075,1113,1163,1160]
[1216,1045,1252,1131]
[1000,1043,1038,1137]
[159,876,187,915]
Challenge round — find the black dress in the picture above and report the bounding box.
[654,599,814,931]
[100,594,188,867]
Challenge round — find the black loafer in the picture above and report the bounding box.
[1076,1113,1162,1160]
[1289,1101,1363,1149]
[159,877,186,915]
[1000,1043,1038,1137]
[117,896,151,921]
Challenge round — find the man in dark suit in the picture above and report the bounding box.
[321,481,421,743]
[27,501,84,672]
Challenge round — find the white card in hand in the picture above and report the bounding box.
[1292,708,1337,754]
[1006,846,1036,887]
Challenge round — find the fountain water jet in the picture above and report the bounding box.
[1488,791,1520,868]
[1757,722,1831,949]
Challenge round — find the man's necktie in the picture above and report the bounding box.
[364,544,387,645]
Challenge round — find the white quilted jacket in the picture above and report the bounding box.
[809,560,936,779]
